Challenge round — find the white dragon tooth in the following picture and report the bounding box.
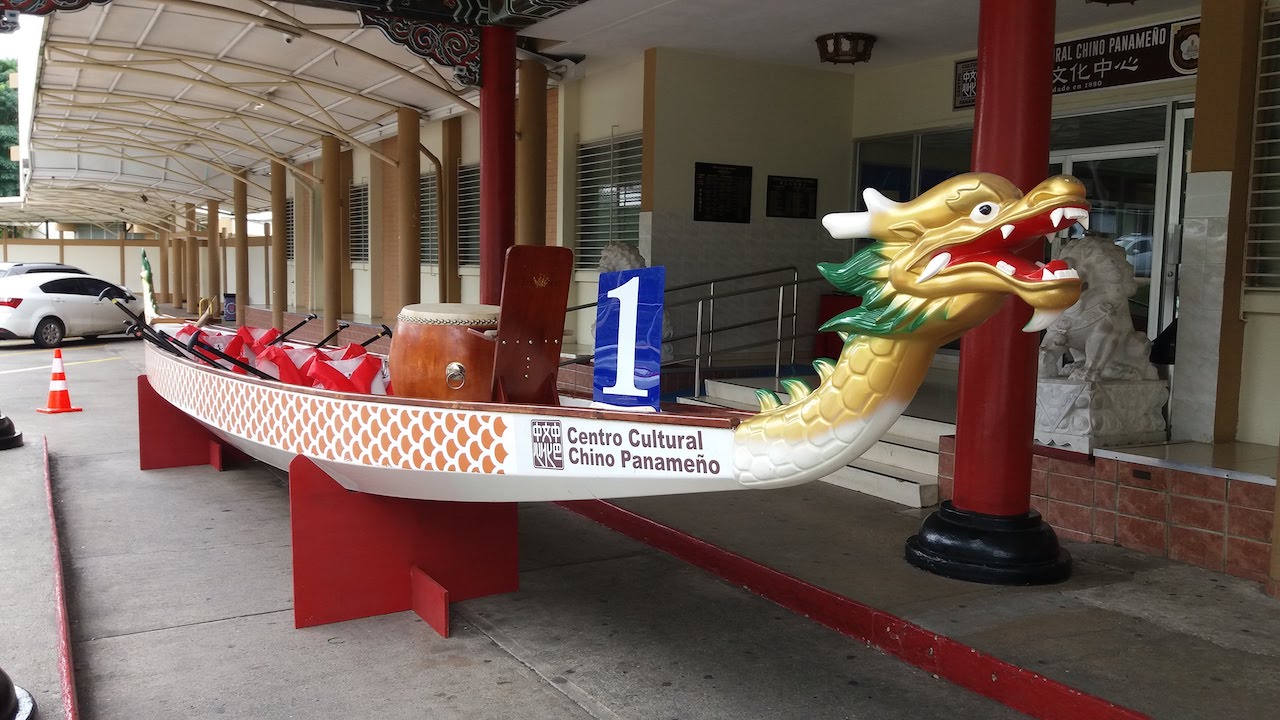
[1036,261,1047,268]
[1022,308,1064,333]
[1065,207,1090,229]
[1050,208,1064,228]
[920,252,951,281]
[1000,224,1015,239]
[1041,267,1055,281]
[1054,268,1079,280]
[996,260,1016,276]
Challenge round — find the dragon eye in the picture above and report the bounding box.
[969,202,1000,223]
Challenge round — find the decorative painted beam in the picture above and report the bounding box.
[288,0,489,25]
[359,12,482,86]
[0,0,109,15]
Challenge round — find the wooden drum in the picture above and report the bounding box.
[389,303,499,402]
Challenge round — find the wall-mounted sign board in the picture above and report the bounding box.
[954,17,1200,109]
[694,162,752,223]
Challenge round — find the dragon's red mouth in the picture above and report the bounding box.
[917,204,1088,283]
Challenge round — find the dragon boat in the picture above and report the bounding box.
[138,172,1090,504]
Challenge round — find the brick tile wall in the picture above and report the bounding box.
[936,434,1275,587]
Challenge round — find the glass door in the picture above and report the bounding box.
[1049,144,1169,338]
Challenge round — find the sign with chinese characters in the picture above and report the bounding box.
[766,175,819,219]
[594,266,665,411]
[694,162,752,223]
[954,17,1200,109]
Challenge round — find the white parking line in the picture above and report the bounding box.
[0,356,123,374]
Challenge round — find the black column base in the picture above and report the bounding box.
[905,501,1071,585]
[0,411,22,451]
[0,667,36,720]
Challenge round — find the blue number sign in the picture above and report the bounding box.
[594,266,664,411]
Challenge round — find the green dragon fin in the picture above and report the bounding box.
[755,388,782,411]
[812,357,835,382]
[779,378,814,402]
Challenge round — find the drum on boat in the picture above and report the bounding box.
[390,303,500,402]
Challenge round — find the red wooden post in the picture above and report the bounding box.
[906,0,1070,584]
[479,26,517,305]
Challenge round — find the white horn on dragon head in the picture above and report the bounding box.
[821,188,901,239]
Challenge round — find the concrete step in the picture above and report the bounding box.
[861,434,941,476]
[693,376,947,509]
[821,461,939,508]
[702,376,819,407]
[677,394,759,412]
[891,414,955,445]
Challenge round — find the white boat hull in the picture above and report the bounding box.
[144,344,745,502]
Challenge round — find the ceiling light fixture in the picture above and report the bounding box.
[815,32,877,65]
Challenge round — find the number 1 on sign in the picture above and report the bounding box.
[602,276,645,396]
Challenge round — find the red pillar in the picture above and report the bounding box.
[954,0,1056,515]
[480,26,517,305]
[906,0,1068,585]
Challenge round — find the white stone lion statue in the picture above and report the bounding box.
[595,242,675,362]
[1037,235,1158,382]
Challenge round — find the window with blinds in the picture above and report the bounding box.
[419,173,438,265]
[457,164,481,266]
[1248,3,1280,289]
[575,133,643,270]
[284,198,295,261]
[349,183,370,263]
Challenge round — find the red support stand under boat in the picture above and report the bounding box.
[288,455,518,636]
[137,375,249,471]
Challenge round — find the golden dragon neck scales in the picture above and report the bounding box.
[733,172,1089,488]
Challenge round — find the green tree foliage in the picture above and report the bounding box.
[1,57,19,197]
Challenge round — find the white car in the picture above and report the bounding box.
[0,272,143,347]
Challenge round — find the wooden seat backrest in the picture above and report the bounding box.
[492,246,574,405]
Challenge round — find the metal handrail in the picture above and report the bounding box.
[564,265,825,396]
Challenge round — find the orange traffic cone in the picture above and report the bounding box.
[36,349,83,414]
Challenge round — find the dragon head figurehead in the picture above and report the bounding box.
[818,173,1088,343]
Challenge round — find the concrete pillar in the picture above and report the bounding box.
[272,160,287,330]
[479,25,517,304]
[322,135,341,334]
[206,199,221,316]
[516,60,548,246]
[171,207,183,307]
[906,0,1064,585]
[1175,0,1262,442]
[440,116,462,303]
[185,203,199,314]
[235,170,249,327]
[397,107,421,311]
[158,229,171,304]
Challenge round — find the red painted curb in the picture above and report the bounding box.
[558,499,1151,720]
[42,436,80,720]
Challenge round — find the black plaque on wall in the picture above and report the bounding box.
[766,175,818,219]
[694,162,752,223]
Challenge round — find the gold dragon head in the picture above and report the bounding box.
[818,173,1088,343]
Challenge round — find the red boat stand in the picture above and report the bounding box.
[288,456,518,636]
[137,376,250,471]
[138,375,519,637]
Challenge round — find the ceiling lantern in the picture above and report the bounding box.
[815,32,877,65]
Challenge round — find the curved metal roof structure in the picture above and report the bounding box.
[2,0,496,228]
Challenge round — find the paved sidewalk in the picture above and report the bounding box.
[5,336,1279,719]
[2,338,1022,719]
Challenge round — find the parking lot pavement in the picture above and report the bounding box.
[1,337,1027,719]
